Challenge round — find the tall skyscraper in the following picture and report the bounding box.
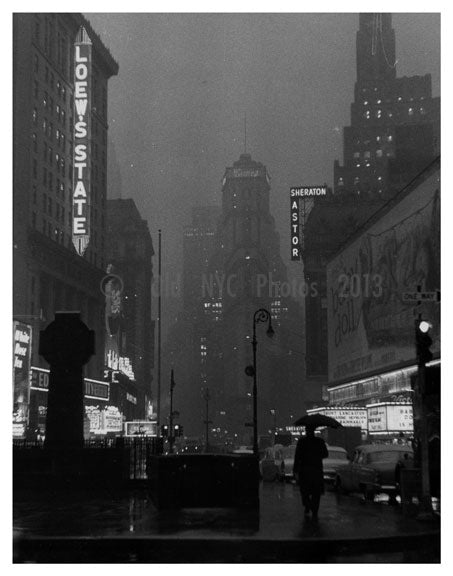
[163,155,305,441]
[105,199,155,419]
[207,153,305,443]
[304,13,440,399]
[182,206,221,317]
[334,13,440,198]
[13,13,118,378]
[161,207,221,436]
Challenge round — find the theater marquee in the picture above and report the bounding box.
[72,27,92,256]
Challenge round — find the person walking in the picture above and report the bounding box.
[293,425,328,520]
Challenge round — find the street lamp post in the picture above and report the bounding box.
[169,369,176,454]
[203,388,212,453]
[251,308,274,458]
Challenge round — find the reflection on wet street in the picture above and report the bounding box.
[14,481,438,541]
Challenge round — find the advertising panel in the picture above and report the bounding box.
[290,186,327,260]
[367,404,387,432]
[125,421,157,437]
[327,168,440,384]
[30,367,109,401]
[72,27,92,256]
[385,404,413,432]
[103,406,123,432]
[13,321,32,434]
[367,403,413,434]
[84,405,123,435]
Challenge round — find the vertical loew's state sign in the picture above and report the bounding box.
[72,27,92,256]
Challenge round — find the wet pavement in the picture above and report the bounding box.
[13,482,440,562]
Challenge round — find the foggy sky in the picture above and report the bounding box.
[86,12,440,335]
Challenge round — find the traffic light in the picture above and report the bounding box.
[416,320,433,365]
[161,424,169,437]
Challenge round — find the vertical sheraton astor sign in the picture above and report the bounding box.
[72,27,92,256]
[290,186,327,260]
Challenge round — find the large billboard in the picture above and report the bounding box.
[13,321,32,436]
[327,167,440,384]
[72,27,92,256]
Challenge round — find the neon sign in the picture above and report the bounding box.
[72,27,92,256]
[290,196,301,261]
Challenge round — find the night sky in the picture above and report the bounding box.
[85,12,440,334]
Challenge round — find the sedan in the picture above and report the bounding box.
[334,444,414,500]
[323,445,349,484]
[275,444,297,482]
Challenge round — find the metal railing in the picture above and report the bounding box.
[13,436,164,480]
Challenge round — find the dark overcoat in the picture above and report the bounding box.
[293,436,329,495]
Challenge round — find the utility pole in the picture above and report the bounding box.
[157,229,162,435]
[169,368,175,454]
[203,388,212,453]
[270,409,277,442]
[414,313,434,515]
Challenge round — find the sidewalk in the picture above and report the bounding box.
[13,483,440,562]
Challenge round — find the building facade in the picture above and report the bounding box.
[334,13,440,198]
[206,153,305,444]
[105,199,155,420]
[326,158,440,439]
[304,13,440,400]
[13,13,118,436]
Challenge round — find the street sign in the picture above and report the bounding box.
[402,291,440,303]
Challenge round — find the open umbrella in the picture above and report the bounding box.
[293,414,342,429]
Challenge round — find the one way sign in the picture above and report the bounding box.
[402,291,440,303]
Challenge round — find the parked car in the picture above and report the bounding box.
[334,444,414,500]
[259,446,279,481]
[323,445,349,484]
[232,446,254,454]
[275,444,297,482]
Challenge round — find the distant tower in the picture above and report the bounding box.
[334,13,440,198]
[208,153,303,442]
[356,13,396,84]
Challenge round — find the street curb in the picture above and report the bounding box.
[14,528,440,563]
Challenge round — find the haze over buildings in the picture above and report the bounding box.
[86,12,440,339]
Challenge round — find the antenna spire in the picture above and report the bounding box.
[244,113,247,153]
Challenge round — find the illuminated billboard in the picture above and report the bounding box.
[13,321,32,433]
[85,405,123,435]
[30,367,109,401]
[290,186,327,260]
[125,421,157,437]
[367,403,413,434]
[72,27,92,256]
[327,167,440,384]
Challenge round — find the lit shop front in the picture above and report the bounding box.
[286,403,413,441]
[326,160,440,437]
[306,406,368,431]
[27,366,112,438]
